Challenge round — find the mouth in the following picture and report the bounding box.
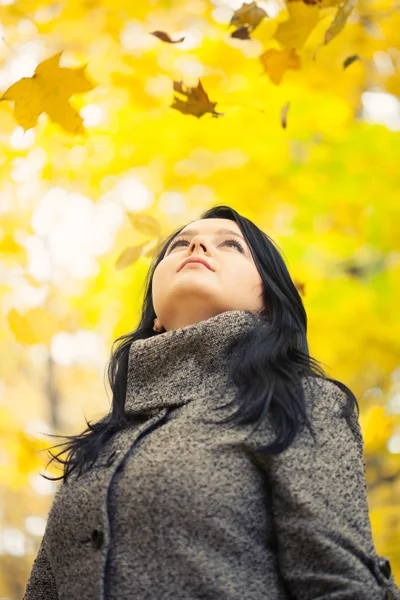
[178,259,214,272]
[182,262,208,269]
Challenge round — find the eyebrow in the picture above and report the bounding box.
[171,228,246,242]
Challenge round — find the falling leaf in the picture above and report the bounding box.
[150,30,185,44]
[231,25,252,39]
[230,1,267,32]
[118,215,162,269]
[343,54,361,68]
[260,47,301,85]
[274,2,320,50]
[170,79,224,118]
[115,243,149,270]
[143,237,164,259]
[128,213,162,238]
[281,101,290,128]
[322,0,358,45]
[0,51,96,134]
[314,0,358,58]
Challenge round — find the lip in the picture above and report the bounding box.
[178,257,214,272]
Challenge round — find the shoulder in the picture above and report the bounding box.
[299,375,363,455]
[300,375,352,418]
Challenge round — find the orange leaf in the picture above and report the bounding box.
[260,47,301,85]
[170,79,224,119]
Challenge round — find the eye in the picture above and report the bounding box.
[224,239,245,252]
[168,237,245,253]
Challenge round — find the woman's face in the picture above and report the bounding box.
[152,218,264,332]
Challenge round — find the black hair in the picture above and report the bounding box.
[41,204,358,483]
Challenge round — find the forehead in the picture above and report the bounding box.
[179,218,241,235]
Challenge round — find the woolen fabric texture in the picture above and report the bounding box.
[24,309,400,600]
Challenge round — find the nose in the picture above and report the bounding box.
[189,239,207,252]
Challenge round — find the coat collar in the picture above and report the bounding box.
[125,310,259,416]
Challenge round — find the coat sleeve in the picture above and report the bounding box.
[264,378,400,600]
[23,534,58,600]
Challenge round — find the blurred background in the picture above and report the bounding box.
[0,0,399,597]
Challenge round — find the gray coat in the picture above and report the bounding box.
[24,310,400,599]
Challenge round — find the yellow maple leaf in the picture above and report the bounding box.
[0,51,96,134]
[274,2,320,50]
[260,47,302,85]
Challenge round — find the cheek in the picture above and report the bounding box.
[225,261,260,285]
[152,263,164,295]
[233,266,263,297]
[153,259,175,292]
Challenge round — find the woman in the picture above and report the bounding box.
[24,205,400,599]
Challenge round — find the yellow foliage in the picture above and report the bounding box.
[0,0,399,590]
[8,307,60,346]
[274,2,321,50]
[0,52,96,134]
[359,406,396,455]
[0,407,52,491]
[260,47,302,85]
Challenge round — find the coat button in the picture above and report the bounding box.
[377,556,391,580]
[91,529,104,550]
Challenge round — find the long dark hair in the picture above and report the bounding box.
[41,204,358,483]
